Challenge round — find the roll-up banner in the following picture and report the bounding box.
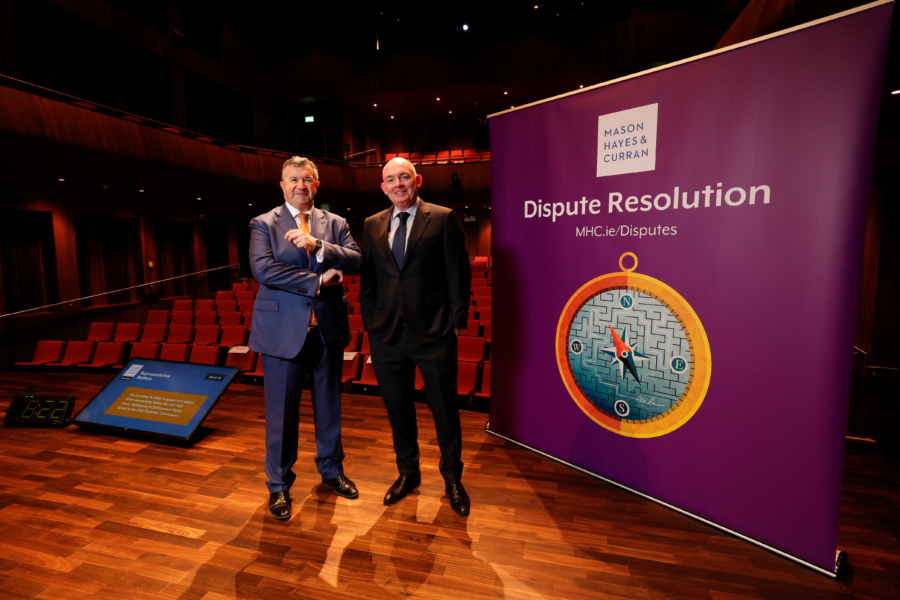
[487,1,892,576]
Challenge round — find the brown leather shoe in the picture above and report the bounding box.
[383,473,421,505]
[446,481,470,517]
[322,474,359,499]
[268,491,292,520]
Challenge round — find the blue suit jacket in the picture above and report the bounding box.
[248,203,361,359]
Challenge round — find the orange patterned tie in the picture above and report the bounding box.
[297,213,317,327]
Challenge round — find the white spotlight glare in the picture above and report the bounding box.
[462,24,469,31]
[892,90,900,95]
[58,178,65,182]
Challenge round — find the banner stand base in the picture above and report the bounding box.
[485,421,842,579]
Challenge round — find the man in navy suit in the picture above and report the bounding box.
[249,156,361,520]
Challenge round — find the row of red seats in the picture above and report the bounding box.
[147,310,254,326]
[384,150,490,164]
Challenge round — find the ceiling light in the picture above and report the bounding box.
[58,178,64,182]
[449,111,452,114]
[579,85,584,88]
[248,203,253,206]
[391,116,394,119]
[503,91,508,95]
[462,24,469,31]
[437,97,440,101]
[511,105,514,108]
[347,208,351,211]
[373,103,377,107]
[465,206,468,208]
[139,189,144,192]
[893,90,900,95]
[197,197,202,200]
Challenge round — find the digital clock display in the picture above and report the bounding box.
[3,395,74,427]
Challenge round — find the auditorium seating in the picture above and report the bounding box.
[235,291,254,303]
[472,363,491,410]
[457,362,479,398]
[219,312,243,326]
[242,311,253,329]
[14,340,66,369]
[86,322,115,342]
[239,300,254,312]
[243,355,264,382]
[75,342,126,371]
[458,337,486,363]
[383,150,490,164]
[351,303,361,315]
[346,330,360,352]
[483,321,492,344]
[342,353,363,386]
[250,282,261,295]
[45,341,95,371]
[159,343,190,362]
[219,326,248,348]
[166,324,195,344]
[232,283,250,292]
[226,349,258,381]
[479,307,491,322]
[146,310,170,324]
[345,292,359,304]
[354,357,380,391]
[415,366,425,391]
[139,324,168,343]
[172,299,193,311]
[112,323,141,343]
[195,299,215,311]
[195,311,218,325]
[189,345,221,365]
[170,311,195,324]
[123,342,160,363]
[360,332,371,355]
[217,300,238,313]
[215,291,234,303]
[193,325,221,346]
[348,315,364,331]
[460,320,480,337]
[450,150,464,163]
[474,295,492,308]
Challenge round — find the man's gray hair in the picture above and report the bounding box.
[282,156,319,181]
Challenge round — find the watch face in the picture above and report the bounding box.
[556,253,712,438]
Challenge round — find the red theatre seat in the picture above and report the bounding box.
[384,153,397,161]
[244,356,264,380]
[350,303,361,315]
[474,363,491,401]
[217,300,238,313]
[114,323,142,343]
[345,292,359,304]
[195,299,215,311]
[464,149,479,160]
[356,357,379,388]
[195,311,219,326]
[250,282,261,295]
[460,320,480,337]
[235,291,254,303]
[232,283,250,292]
[219,312,243,326]
[472,278,490,288]
[243,311,254,329]
[226,349,258,376]
[159,344,190,362]
[479,307,492,322]
[450,150,465,163]
[346,330,360,352]
[467,306,476,320]
[483,321,492,343]
[474,295,492,308]
[215,291,235,303]
[170,311,195,324]
[127,343,161,362]
[46,341,96,369]
[189,345,221,365]
[139,323,168,343]
[415,366,425,391]
[15,340,66,367]
[166,324,195,344]
[458,337,486,363]
[360,332,371,355]
[146,310,170,324]
[86,323,115,342]
[219,326,248,348]
[172,299,193,311]
[457,361,479,396]
[194,325,221,346]
[77,342,126,369]
[342,353,363,384]
[397,152,410,159]
[239,300,255,313]
[348,315,364,331]
[437,151,450,164]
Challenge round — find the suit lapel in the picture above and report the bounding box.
[401,198,431,271]
[374,207,399,274]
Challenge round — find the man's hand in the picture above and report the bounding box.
[284,229,317,253]
[455,328,461,337]
[321,268,344,287]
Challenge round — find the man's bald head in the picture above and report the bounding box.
[381,157,423,212]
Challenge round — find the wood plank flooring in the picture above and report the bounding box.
[0,372,898,599]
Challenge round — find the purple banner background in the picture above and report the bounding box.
[488,4,892,572]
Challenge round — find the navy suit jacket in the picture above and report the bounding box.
[248,203,361,359]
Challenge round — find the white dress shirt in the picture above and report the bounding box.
[387,203,418,252]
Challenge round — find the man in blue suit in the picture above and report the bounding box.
[249,156,361,520]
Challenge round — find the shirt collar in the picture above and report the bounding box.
[286,203,314,219]
[391,202,418,220]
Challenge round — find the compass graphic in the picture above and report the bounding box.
[556,253,712,437]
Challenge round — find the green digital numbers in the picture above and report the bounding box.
[50,400,67,420]
[21,400,38,418]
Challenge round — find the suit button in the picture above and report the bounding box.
[306,302,312,307]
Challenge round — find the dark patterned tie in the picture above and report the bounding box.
[392,212,410,270]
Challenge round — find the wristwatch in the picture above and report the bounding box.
[314,238,323,252]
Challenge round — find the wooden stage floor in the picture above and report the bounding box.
[0,372,899,599]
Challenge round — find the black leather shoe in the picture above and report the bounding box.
[268,491,292,520]
[446,481,470,517]
[383,473,421,505]
[322,474,359,499]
